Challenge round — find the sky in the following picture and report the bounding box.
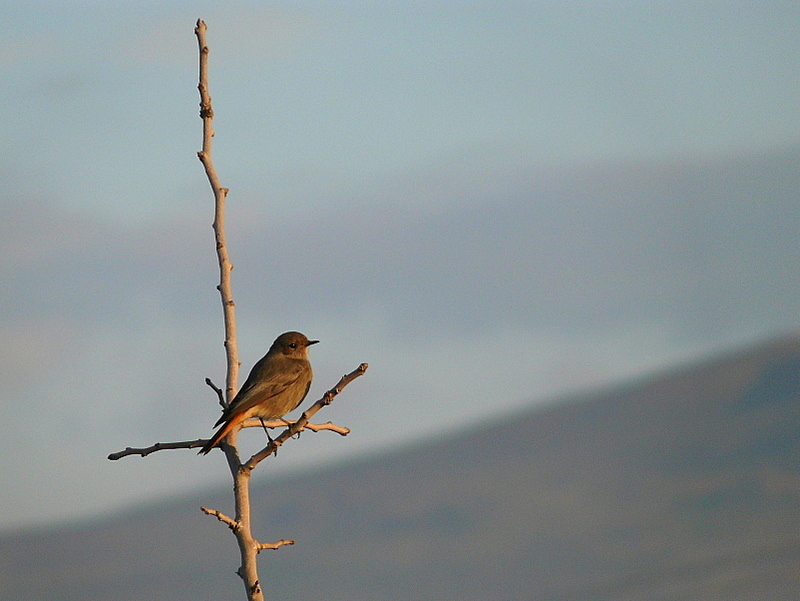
[1,1,799,532]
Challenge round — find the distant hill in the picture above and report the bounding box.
[2,335,799,600]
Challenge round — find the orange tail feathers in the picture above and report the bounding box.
[198,412,245,455]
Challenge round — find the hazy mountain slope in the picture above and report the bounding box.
[1,335,799,600]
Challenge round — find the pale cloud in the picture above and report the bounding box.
[0,319,79,394]
[0,32,55,72]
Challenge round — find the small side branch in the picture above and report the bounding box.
[199,508,294,553]
[206,377,227,409]
[201,506,239,531]
[257,539,295,552]
[108,439,206,460]
[240,417,350,436]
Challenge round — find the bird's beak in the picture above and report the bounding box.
[307,339,320,346]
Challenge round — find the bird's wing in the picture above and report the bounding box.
[215,360,306,425]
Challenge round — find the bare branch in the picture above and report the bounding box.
[298,420,350,434]
[196,18,239,406]
[205,377,226,409]
[107,417,347,460]
[242,363,368,470]
[201,506,239,531]
[257,539,295,552]
[240,417,350,436]
[108,439,206,460]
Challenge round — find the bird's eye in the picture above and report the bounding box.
[289,343,297,349]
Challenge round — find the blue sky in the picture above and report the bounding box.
[1,1,799,531]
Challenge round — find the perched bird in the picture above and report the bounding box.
[199,331,318,455]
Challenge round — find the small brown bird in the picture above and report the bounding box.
[199,331,318,455]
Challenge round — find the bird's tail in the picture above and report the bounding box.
[198,414,242,455]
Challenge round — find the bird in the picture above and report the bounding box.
[199,331,318,455]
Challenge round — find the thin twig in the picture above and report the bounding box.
[107,439,207,460]
[196,18,238,407]
[240,417,350,435]
[296,420,350,435]
[206,377,226,409]
[201,506,239,530]
[257,539,296,552]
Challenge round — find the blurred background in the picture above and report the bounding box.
[1,0,798,538]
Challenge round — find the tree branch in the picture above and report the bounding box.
[196,18,239,407]
[195,21,265,601]
[106,416,350,460]
[201,506,239,530]
[206,377,227,409]
[239,417,350,435]
[200,509,296,551]
[109,21,367,601]
[257,539,296,552]
[108,439,206,460]
[242,363,368,471]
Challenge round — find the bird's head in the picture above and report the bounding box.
[271,331,319,357]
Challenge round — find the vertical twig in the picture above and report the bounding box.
[194,19,262,601]
[195,19,239,406]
